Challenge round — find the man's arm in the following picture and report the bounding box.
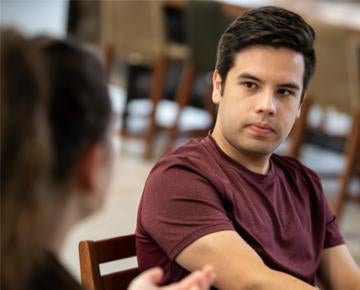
[176,230,317,290]
[317,245,360,290]
[128,265,216,290]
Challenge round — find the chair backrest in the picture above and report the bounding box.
[309,20,358,113]
[79,234,139,290]
[184,0,232,74]
[347,31,360,111]
[101,1,166,65]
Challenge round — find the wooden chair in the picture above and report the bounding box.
[67,0,100,45]
[100,1,190,159]
[332,111,360,217]
[287,21,360,219]
[287,97,313,159]
[79,234,139,290]
[159,1,237,155]
[332,29,360,218]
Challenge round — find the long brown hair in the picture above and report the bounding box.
[1,29,51,290]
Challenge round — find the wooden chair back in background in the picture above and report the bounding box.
[332,31,360,217]
[310,21,359,113]
[101,1,165,66]
[101,0,190,159]
[287,20,360,218]
[159,0,233,155]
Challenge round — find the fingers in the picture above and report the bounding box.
[128,267,163,290]
[162,265,216,290]
[198,265,217,289]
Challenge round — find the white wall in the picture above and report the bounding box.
[0,0,69,37]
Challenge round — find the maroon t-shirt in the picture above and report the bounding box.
[136,135,344,286]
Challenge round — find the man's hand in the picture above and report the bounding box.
[128,265,216,290]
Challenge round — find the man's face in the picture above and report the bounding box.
[212,45,304,160]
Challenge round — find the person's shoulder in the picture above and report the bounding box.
[168,137,204,155]
[158,137,212,165]
[271,153,320,181]
[29,252,83,290]
[148,137,216,178]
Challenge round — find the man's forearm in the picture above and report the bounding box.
[317,245,360,290]
[215,267,318,290]
[257,268,318,290]
[176,231,320,290]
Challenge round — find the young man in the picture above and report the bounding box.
[136,6,360,290]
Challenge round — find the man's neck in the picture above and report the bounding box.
[211,130,271,175]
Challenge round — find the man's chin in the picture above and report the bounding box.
[239,143,278,157]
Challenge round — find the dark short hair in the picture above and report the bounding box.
[215,6,316,100]
[39,39,112,183]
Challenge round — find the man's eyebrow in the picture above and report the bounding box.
[279,83,301,90]
[237,72,301,90]
[237,73,262,83]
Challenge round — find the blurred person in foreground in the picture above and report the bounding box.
[136,6,360,290]
[1,29,51,290]
[0,29,215,290]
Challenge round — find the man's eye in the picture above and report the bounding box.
[242,82,257,89]
[278,88,294,96]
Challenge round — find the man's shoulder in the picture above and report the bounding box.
[271,153,320,181]
[148,136,220,180]
[167,137,207,158]
[156,137,214,167]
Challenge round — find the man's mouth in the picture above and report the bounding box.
[247,122,275,135]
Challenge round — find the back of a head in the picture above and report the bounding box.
[1,29,50,290]
[38,39,112,186]
[216,6,316,98]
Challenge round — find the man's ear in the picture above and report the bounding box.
[212,70,223,105]
[76,145,103,193]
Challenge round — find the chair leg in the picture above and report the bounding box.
[287,96,312,159]
[162,62,197,156]
[102,43,115,81]
[203,76,216,127]
[162,125,178,156]
[120,64,145,138]
[144,57,168,159]
[332,111,360,218]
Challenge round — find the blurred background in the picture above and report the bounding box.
[1,0,359,280]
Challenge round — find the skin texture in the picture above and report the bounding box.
[317,245,360,290]
[175,45,360,290]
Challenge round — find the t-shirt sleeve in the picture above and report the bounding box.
[323,199,345,249]
[309,170,345,249]
[139,163,235,260]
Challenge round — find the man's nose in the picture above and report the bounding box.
[254,91,277,116]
